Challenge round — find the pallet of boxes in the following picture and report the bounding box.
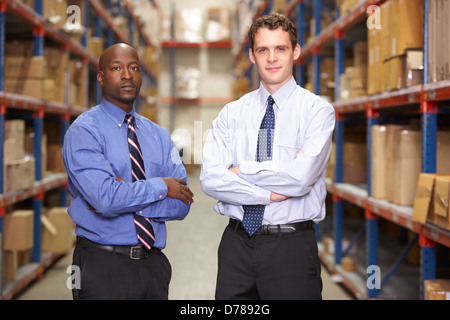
[2,206,75,283]
[412,168,450,300]
[368,0,425,95]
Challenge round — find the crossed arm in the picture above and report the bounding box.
[86,175,194,212]
[227,147,301,202]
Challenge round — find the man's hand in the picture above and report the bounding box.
[229,166,239,175]
[270,192,289,202]
[161,178,194,205]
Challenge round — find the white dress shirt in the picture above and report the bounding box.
[200,77,335,224]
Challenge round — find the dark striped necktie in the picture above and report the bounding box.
[125,114,155,250]
[242,95,275,236]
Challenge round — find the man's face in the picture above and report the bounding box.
[249,27,301,94]
[97,45,142,112]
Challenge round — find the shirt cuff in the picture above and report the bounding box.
[148,177,168,201]
[253,187,272,205]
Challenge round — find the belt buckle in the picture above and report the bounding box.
[261,225,270,235]
[130,246,142,260]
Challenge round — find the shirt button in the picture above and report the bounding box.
[139,211,142,214]
[159,194,163,199]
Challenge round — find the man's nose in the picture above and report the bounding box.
[122,68,132,79]
[267,50,278,62]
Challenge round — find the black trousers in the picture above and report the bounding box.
[71,240,171,300]
[215,222,322,300]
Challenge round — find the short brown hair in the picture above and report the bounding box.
[248,13,298,51]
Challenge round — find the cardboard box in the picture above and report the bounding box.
[88,36,104,57]
[425,279,450,300]
[343,142,367,184]
[402,50,424,88]
[341,257,357,272]
[4,120,25,163]
[389,0,424,58]
[385,50,424,91]
[4,156,36,193]
[428,0,450,83]
[371,125,387,199]
[5,78,44,100]
[392,130,422,206]
[205,8,231,42]
[4,39,33,57]
[437,131,450,174]
[434,176,450,230]
[385,125,418,202]
[41,207,75,254]
[368,27,385,95]
[413,173,439,224]
[412,173,450,226]
[47,144,65,173]
[3,210,34,251]
[2,250,18,282]
[337,0,359,15]
[381,0,392,62]
[4,56,47,79]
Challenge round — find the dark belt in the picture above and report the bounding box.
[228,218,314,235]
[76,236,158,260]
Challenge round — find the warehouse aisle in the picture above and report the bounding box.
[16,167,353,300]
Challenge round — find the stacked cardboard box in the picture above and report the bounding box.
[3,120,36,194]
[425,279,450,300]
[69,58,87,106]
[44,46,68,103]
[2,210,34,282]
[4,40,51,101]
[327,141,367,184]
[87,34,104,58]
[21,0,68,29]
[371,125,422,206]
[339,41,367,100]
[41,207,75,254]
[336,0,360,15]
[4,40,68,103]
[205,8,231,42]
[413,173,450,231]
[367,26,384,95]
[381,0,424,91]
[428,0,450,83]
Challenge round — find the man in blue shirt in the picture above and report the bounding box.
[62,43,193,299]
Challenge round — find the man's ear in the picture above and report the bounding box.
[97,70,104,87]
[293,43,301,60]
[249,48,256,64]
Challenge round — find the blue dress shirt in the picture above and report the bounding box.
[62,98,190,249]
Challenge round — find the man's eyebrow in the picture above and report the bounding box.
[109,60,140,65]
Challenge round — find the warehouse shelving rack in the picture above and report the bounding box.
[0,0,160,299]
[162,39,233,133]
[160,0,234,134]
[296,0,450,299]
[233,0,450,299]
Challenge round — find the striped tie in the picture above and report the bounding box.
[242,95,275,236]
[125,114,155,250]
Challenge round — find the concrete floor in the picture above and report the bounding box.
[16,167,353,300]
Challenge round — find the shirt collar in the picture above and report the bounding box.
[257,76,297,110]
[100,98,138,128]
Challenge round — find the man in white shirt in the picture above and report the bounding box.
[200,13,335,299]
